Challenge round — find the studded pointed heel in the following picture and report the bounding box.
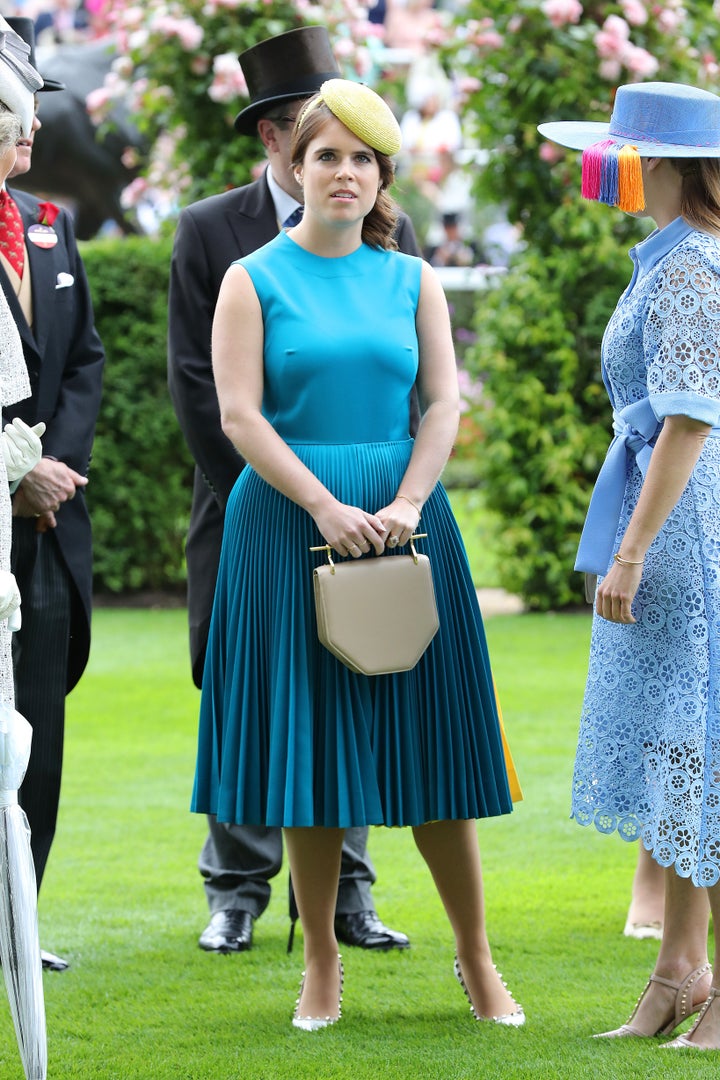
[453,956,525,1027]
[594,963,712,1039]
[663,986,720,1050]
[292,956,344,1032]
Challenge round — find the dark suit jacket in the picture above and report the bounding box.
[1,189,105,691]
[168,171,421,687]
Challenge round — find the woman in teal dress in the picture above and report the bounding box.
[192,80,523,1030]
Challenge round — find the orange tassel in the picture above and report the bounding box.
[617,145,644,212]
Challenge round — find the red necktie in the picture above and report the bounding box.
[0,191,25,278]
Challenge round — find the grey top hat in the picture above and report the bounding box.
[234,26,340,135]
[7,17,64,91]
[0,17,43,136]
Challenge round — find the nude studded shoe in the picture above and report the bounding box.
[453,956,525,1027]
[594,963,712,1039]
[292,956,344,1032]
[663,986,720,1050]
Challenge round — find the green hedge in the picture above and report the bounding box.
[81,233,193,595]
[465,203,637,610]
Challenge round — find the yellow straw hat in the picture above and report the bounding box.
[299,79,402,156]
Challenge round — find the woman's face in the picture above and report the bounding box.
[295,116,381,228]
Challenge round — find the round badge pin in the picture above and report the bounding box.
[27,224,58,249]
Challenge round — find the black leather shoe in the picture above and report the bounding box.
[198,910,254,953]
[41,948,69,971]
[334,910,410,951]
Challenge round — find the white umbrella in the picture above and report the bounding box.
[0,703,46,1079]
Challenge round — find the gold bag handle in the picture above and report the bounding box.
[310,534,428,572]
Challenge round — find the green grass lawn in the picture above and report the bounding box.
[0,608,716,1079]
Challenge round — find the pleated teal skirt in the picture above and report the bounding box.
[191,438,513,828]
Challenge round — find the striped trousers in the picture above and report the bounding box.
[11,521,71,891]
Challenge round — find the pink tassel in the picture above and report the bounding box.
[581,139,614,201]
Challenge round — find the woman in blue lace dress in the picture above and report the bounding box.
[539,83,720,1050]
[195,81,523,1032]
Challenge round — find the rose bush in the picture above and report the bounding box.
[88,0,383,209]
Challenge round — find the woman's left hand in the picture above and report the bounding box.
[595,562,643,623]
[376,498,421,550]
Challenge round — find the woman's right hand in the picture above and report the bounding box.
[313,501,386,558]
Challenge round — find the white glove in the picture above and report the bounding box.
[2,418,46,482]
[0,569,20,621]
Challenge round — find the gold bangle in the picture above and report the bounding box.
[613,552,644,567]
[396,493,421,516]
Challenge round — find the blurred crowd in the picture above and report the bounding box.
[370,0,521,267]
[3,0,521,264]
[4,1,104,42]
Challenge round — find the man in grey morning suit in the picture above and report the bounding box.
[168,27,417,954]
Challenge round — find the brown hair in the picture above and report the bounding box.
[671,157,720,237]
[290,97,399,251]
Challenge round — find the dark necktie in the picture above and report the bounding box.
[0,191,24,278]
[283,206,304,229]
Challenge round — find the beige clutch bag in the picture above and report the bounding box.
[310,535,439,676]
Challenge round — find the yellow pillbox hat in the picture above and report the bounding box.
[301,78,402,156]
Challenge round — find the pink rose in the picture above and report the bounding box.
[541,0,583,29]
[623,44,659,77]
[619,0,648,25]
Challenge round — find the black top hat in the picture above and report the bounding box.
[7,17,64,91]
[234,26,339,135]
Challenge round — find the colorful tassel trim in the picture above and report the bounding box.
[581,139,644,213]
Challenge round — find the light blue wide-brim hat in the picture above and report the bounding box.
[538,82,720,158]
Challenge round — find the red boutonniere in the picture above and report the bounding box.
[37,201,60,227]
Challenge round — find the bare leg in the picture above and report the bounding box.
[624,843,665,936]
[412,819,519,1018]
[283,827,344,1021]
[672,882,720,1048]
[606,866,711,1036]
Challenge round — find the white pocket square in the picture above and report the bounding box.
[55,273,74,289]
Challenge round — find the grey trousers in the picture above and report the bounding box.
[199,818,376,919]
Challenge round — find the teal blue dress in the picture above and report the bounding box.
[191,231,512,828]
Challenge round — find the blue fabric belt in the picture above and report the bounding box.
[575,399,720,574]
[575,399,662,575]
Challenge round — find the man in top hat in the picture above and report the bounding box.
[168,26,418,955]
[0,16,105,971]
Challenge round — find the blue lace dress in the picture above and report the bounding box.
[191,232,513,829]
[572,218,720,887]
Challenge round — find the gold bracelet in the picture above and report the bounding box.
[613,552,644,567]
[396,493,421,516]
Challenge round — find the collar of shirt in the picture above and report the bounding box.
[630,215,694,276]
[265,164,301,229]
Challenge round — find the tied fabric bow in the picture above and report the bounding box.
[575,399,661,575]
[0,192,24,279]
